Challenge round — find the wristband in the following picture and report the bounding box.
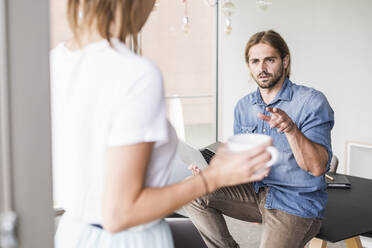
[199,171,210,194]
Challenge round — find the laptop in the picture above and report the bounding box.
[168,140,222,184]
[177,140,222,169]
[200,142,222,165]
[176,140,209,170]
[167,140,207,184]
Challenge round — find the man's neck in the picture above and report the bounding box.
[259,77,286,105]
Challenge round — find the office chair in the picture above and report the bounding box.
[329,154,339,173]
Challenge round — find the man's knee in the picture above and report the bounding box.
[260,210,321,248]
[184,194,210,211]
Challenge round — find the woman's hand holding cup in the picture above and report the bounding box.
[202,134,278,192]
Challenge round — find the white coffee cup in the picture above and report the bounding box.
[227,133,278,168]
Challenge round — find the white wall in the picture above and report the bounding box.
[218,0,372,173]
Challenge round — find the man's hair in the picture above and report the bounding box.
[67,0,151,49]
[244,30,291,78]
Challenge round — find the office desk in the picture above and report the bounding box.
[309,175,372,248]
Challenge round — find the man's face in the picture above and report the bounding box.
[248,43,287,89]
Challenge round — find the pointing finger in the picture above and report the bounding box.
[257,112,271,122]
[267,107,284,114]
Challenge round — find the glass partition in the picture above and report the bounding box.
[141,0,217,148]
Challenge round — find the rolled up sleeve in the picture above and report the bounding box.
[300,91,335,171]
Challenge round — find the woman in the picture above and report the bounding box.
[51,0,272,247]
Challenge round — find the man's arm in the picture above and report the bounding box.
[284,123,328,176]
[258,107,329,176]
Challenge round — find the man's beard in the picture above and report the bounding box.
[253,63,284,89]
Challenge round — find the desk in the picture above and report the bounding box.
[309,175,372,248]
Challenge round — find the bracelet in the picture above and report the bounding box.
[199,171,210,195]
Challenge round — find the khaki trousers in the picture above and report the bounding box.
[184,184,321,248]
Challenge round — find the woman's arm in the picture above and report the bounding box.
[102,141,271,233]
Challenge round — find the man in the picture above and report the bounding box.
[184,30,334,248]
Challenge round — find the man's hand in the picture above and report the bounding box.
[258,107,328,176]
[257,107,295,133]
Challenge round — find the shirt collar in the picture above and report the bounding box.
[250,78,293,105]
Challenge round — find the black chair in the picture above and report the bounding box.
[166,213,208,248]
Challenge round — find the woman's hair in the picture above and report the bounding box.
[244,30,291,78]
[67,0,152,48]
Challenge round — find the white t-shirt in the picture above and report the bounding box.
[51,39,177,224]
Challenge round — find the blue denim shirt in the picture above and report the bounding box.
[234,78,334,219]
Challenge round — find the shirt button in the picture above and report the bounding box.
[263,128,266,132]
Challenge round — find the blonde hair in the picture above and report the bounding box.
[67,0,152,48]
[244,30,291,78]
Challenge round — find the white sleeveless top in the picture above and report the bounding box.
[50,39,177,225]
